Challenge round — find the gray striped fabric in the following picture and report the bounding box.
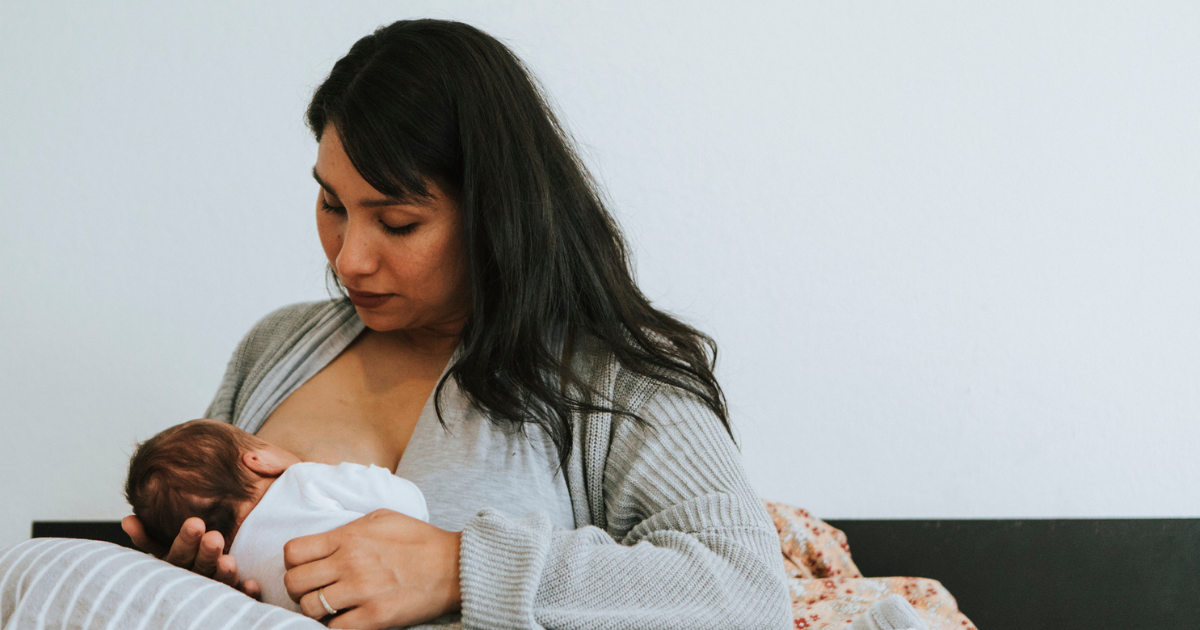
[0,539,322,630]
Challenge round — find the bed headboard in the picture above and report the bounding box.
[825,518,1200,630]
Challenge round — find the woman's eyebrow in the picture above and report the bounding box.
[311,167,414,207]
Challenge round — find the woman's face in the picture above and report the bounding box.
[313,125,470,335]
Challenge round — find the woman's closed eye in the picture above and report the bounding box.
[381,221,417,236]
[321,198,418,236]
[320,197,346,215]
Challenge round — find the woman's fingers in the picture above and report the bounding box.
[283,510,462,627]
[130,516,243,588]
[120,515,167,557]
[326,607,373,630]
[297,580,361,622]
[211,550,240,587]
[189,529,227,578]
[283,530,339,570]
[283,555,341,603]
[240,578,263,601]
[161,517,207,567]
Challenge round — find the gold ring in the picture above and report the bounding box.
[318,587,338,616]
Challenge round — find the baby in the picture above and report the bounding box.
[125,419,428,612]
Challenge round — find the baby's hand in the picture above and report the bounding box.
[121,515,262,600]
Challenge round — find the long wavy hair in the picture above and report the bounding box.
[307,19,731,468]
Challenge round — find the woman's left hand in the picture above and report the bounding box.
[282,509,463,629]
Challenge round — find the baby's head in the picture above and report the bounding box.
[125,419,299,551]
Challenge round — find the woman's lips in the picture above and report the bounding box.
[345,289,393,309]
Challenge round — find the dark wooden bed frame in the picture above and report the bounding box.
[32,518,1200,630]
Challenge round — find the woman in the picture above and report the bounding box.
[123,19,790,629]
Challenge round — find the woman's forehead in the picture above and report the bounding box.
[313,126,442,209]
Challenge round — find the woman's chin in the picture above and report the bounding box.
[352,306,407,332]
[349,300,469,338]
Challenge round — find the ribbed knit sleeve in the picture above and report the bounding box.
[456,384,791,630]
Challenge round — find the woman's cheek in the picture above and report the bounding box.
[316,211,344,265]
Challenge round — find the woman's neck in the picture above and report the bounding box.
[367,324,463,361]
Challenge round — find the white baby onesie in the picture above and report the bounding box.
[228,461,429,612]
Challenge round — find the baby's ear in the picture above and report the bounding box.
[241,449,288,477]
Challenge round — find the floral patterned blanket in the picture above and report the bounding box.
[764,501,978,630]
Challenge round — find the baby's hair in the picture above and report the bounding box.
[125,420,259,550]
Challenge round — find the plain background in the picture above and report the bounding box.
[2,1,1197,546]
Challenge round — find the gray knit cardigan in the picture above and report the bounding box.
[205,301,791,630]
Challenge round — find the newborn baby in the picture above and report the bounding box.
[125,419,428,612]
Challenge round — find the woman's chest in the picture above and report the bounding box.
[256,350,576,531]
[254,339,444,471]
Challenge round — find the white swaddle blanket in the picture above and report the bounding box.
[229,461,429,612]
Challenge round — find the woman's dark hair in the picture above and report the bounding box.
[307,19,731,467]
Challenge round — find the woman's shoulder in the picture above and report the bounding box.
[224,299,349,362]
[205,299,354,422]
[240,299,352,348]
[569,332,714,424]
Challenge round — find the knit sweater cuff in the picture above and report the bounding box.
[459,508,554,630]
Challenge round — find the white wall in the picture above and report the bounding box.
[2,0,1197,546]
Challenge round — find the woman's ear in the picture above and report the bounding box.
[241,448,289,478]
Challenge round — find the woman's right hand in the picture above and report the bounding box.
[121,515,262,599]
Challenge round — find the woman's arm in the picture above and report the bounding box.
[457,384,792,630]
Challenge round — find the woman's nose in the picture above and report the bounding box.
[334,219,380,279]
